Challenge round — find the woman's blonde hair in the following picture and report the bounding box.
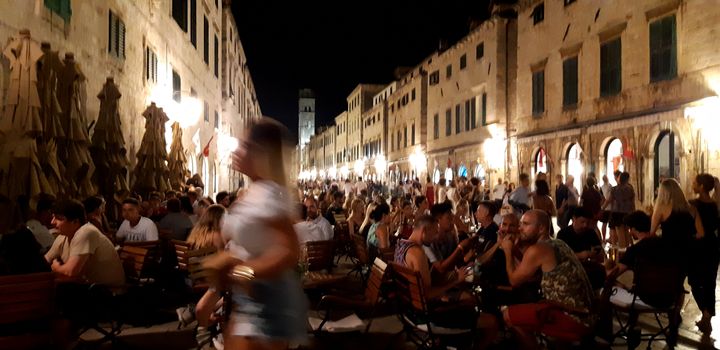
[349,198,364,218]
[654,178,690,213]
[186,204,225,249]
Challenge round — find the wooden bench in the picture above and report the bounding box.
[0,272,56,349]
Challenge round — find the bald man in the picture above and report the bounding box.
[500,210,594,347]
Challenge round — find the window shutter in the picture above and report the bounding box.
[471,97,477,128]
[118,20,126,59]
[481,93,487,125]
[108,11,117,56]
[465,100,471,130]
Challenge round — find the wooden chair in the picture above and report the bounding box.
[172,239,193,272]
[314,258,388,334]
[118,245,151,285]
[610,259,686,349]
[348,234,371,282]
[0,273,55,349]
[306,240,336,272]
[390,262,477,350]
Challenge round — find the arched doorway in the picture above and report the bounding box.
[458,164,468,178]
[566,143,583,193]
[534,147,548,177]
[444,168,454,182]
[605,138,624,186]
[432,168,441,184]
[654,130,680,190]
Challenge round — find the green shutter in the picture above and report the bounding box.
[45,0,72,22]
[482,93,487,125]
[563,57,578,106]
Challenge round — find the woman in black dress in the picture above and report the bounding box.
[689,174,720,333]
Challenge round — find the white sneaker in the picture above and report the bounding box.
[176,305,195,328]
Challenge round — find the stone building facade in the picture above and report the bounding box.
[515,0,720,208]
[0,0,261,199]
[426,16,516,187]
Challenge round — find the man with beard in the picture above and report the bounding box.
[295,197,334,245]
[502,210,594,347]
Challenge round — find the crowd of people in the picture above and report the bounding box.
[2,117,720,349]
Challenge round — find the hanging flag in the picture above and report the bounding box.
[202,135,214,158]
[538,148,545,168]
[621,136,635,159]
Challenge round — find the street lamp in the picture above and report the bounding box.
[374,155,387,182]
[409,149,427,179]
[354,159,365,178]
[340,165,350,180]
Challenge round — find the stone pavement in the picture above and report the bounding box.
[80,256,720,350]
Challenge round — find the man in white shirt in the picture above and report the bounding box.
[294,198,334,245]
[26,197,57,253]
[45,199,125,288]
[355,177,367,196]
[343,179,354,197]
[492,178,507,201]
[116,198,159,242]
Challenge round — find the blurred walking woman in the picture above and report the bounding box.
[204,119,306,349]
[689,174,720,333]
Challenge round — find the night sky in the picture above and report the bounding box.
[231,1,491,141]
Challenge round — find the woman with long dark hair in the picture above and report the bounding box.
[689,174,720,333]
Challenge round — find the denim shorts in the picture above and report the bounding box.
[229,270,308,342]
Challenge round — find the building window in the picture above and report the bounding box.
[171,0,188,32]
[600,37,622,97]
[411,88,416,101]
[404,127,407,148]
[455,104,461,134]
[460,54,467,70]
[476,42,484,60]
[172,69,181,102]
[108,10,126,59]
[464,100,471,131]
[649,14,677,82]
[144,47,158,82]
[204,101,209,122]
[391,134,394,151]
[190,0,197,47]
[446,64,453,79]
[532,3,544,25]
[214,34,219,77]
[214,110,219,127]
[397,130,401,149]
[564,0,576,5]
[481,93,487,126]
[411,124,415,145]
[44,0,72,22]
[532,70,545,116]
[203,16,209,65]
[563,56,578,107]
[445,109,451,136]
[429,71,440,85]
[433,114,439,139]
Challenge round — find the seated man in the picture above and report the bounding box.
[26,196,57,253]
[609,210,670,276]
[395,215,497,348]
[45,199,125,288]
[295,197,334,245]
[116,198,159,243]
[324,191,345,226]
[475,200,500,247]
[557,206,606,289]
[426,202,473,277]
[157,198,194,241]
[502,210,594,347]
[557,207,603,262]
